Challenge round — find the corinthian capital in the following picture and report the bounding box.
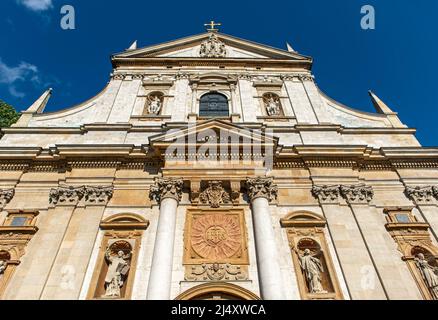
[434,186,438,199]
[405,186,434,204]
[312,185,341,204]
[150,178,184,203]
[0,189,14,208]
[84,186,114,205]
[49,185,84,206]
[340,184,374,204]
[245,177,278,202]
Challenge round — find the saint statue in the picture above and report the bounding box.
[0,260,7,275]
[295,248,327,294]
[265,96,281,116]
[415,253,438,299]
[147,95,162,115]
[102,248,131,298]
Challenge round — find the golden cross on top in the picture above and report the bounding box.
[204,20,221,32]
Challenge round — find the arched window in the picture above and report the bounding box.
[199,92,229,118]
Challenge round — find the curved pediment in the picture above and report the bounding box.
[280,211,326,228]
[100,213,149,230]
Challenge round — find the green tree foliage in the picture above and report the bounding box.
[0,99,20,128]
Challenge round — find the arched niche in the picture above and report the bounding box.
[175,282,260,300]
[280,210,343,300]
[87,213,149,300]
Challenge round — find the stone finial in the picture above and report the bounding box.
[0,189,15,208]
[286,42,296,53]
[368,91,396,115]
[149,178,183,203]
[49,185,84,206]
[84,186,114,205]
[405,186,434,204]
[127,40,137,51]
[340,184,374,204]
[312,185,341,204]
[245,177,278,202]
[24,88,53,114]
[199,181,231,208]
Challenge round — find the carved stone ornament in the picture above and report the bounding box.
[263,93,282,116]
[146,93,163,115]
[84,186,114,205]
[49,185,84,205]
[434,186,438,199]
[199,33,226,58]
[312,185,341,204]
[149,178,183,203]
[185,263,247,281]
[405,186,434,204]
[0,189,14,208]
[245,177,278,202]
[191,213,242,260]
[199,181,231,208]
[340,184,374,204]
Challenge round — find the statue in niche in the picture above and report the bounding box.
[295,248,327,294]
[147,93,163,115]
[102,246,131,298]
[263,94,282,116]
[415,253,438,299]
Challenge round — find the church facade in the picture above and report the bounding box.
[0,26,438,300]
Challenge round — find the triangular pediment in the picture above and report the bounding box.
[149,119,280,155]
[114,32,311,61]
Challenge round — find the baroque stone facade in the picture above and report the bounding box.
[0,27,437,300]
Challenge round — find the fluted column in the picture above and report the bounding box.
[147,178,183,300]
[246,177,285,300]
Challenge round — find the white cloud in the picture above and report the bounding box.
[0,58,39,97]
[16,0,53,11]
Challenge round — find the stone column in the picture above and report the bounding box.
[246,177,285,300]
[147,178,183,300]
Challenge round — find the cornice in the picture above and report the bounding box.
[111,57,312,70]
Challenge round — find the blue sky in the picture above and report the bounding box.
[0,0,437,146]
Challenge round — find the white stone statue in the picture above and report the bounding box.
[295,248,327,294]
[415,253,438,299]
[147,95,162,115]
[265,96,281,116]
[0,260,7,275]
[103,248,131,298]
